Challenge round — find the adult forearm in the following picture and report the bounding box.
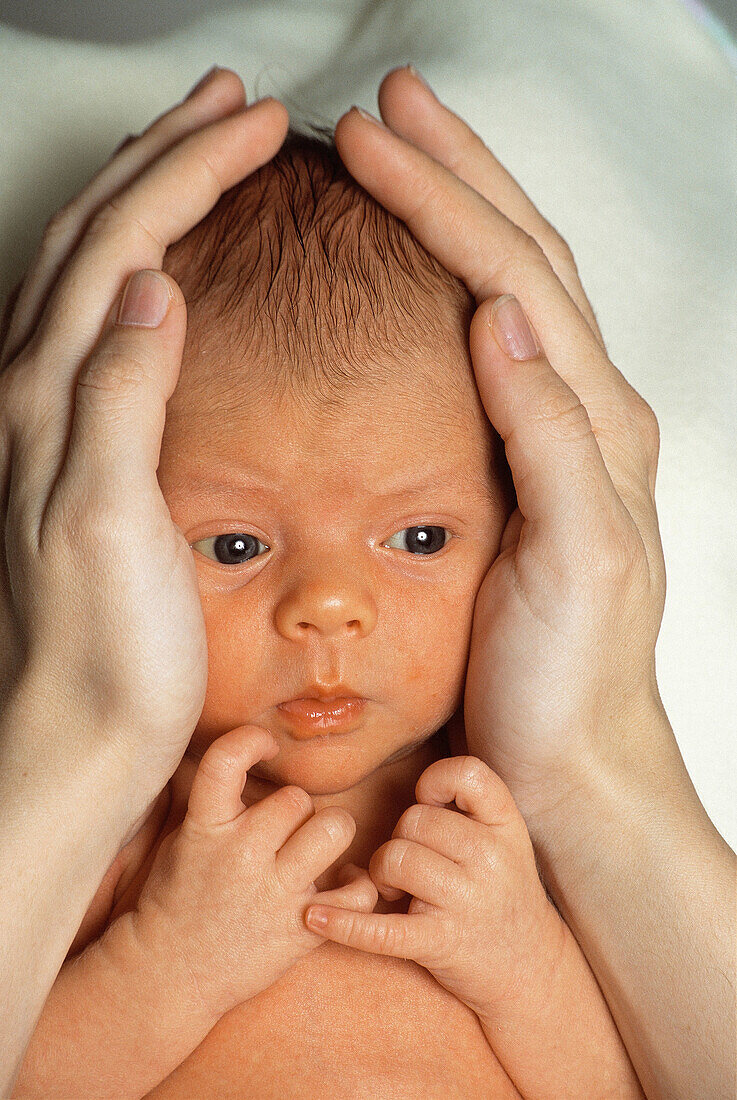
[0,692,133,1097]
[526,709,737,1100]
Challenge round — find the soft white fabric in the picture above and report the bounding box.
[1,0,735,846]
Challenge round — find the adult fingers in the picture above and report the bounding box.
[333,106,659,494]
[29,97,286,373]
[469,296,661,571]
[29,269,190,526]
[4,98,289,544]
[0,278,22,357]
[0,67,247,374]
[376,65,606,349]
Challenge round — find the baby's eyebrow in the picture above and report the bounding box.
[180,470,483,500]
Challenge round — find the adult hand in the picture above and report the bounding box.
[334,69,736,1100]
[333,68,667,827]
[0,69,289,842]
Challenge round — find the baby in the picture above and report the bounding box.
[14,126,644,1099]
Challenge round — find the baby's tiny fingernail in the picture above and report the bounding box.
[307,907,329,929]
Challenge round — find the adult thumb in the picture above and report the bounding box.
[64,269,186,497]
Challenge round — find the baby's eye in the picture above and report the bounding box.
[192,526,451,565]
[384,525,451,555]
[192,533,269,565]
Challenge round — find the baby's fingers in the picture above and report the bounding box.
[311,863,380,916]
[304,902,437,964]
[0,67,246,373]
[414,755,521,828]
[185,725,279,830]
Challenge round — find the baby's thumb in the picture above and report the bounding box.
[63,269,186,500]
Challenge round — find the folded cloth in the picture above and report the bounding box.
[0,0,735,846]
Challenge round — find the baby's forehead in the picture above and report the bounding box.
[159,319,514,516]
[172,322,488,443]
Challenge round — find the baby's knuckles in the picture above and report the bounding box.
[134,827,293,1017]
[394,762,558,1012]
[135,792,360,1017]
[435,843,557,1016]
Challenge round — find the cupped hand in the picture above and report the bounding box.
[0,70,289,842]
[333,68,669,825]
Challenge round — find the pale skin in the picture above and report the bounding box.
[12,137,644,1095]
[0,63,733,1099]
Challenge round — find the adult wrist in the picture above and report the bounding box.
[517,704,737,1100]
[0,679,145,867]
[518,701,694,890]
[0,686,149,1097]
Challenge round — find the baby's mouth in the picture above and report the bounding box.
[276,697,368,739]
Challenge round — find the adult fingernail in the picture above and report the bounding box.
[489,294,542,360]
[117,270,172,328]
[406,64,435,96]
[353,106,388,129]
[184,65,221,101]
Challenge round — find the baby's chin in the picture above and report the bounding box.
[244,752,393,799]
[242,729,441,800]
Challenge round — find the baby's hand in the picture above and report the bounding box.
[306,753,648,1098]
[304,754,559,1020]
[132,726,378,1020]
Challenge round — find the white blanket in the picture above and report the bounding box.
[1,0,735,846]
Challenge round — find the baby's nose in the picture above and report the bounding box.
[274,580,377,640]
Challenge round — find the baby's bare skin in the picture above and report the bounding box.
[15,720,642,1099]
[14,728,380,1098]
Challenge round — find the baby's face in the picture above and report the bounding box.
[157,332,512,797]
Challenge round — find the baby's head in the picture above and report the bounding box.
[158,124,515,796]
